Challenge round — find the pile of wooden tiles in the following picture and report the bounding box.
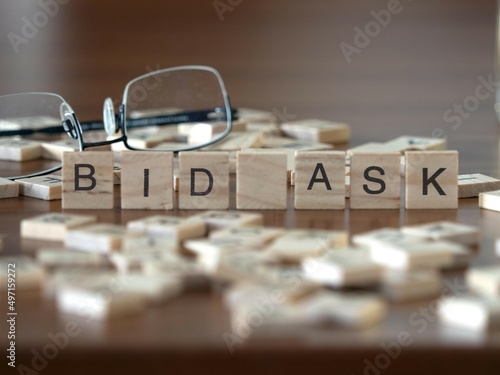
[2,210,500,335]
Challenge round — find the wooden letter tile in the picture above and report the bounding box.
[65,223,141,253]
[16,174,62,200]
[21,213,97,241]
[479,190,500,212]
[294,151,345,209]
[191,210,263,231]
[236,151,287,209]
[405,151,458,209]
[178,151,229,210]
[126,215,206,242]
[281,119,350,144]
[401,221,478,246]
[120,151,173,210]
[62,151,114,209]
[0,138,42,161]
[466,266,500,297]
[0,177,19,199]
[458,173,500,198]
[350,152,401,209]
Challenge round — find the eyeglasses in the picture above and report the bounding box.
[0,65,235,180]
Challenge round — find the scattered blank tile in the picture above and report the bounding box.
[0,138,42,161]
[466,266,500,297]
[294,151,345,209]
[302,249,382,288]
[120,151,173,210]
[0,177,19,198]
[281,119,350,144]
[381,269,441,302]
[352,228,425,249]
[190,210,263,231]
[479,190,500,212]
[237,108,278,124]
[118,273,183,304]
[121,234,178,253]
[36,248,107,268]
[303,291,387,328]
[401,221,478,246]
[178,151,229,210]
[204,131,265,151]
[62,151,114,209]
[21,213,97,241]
[405,151,458,209]
[210,226,286,247]
[458,174,500,198]
[110,251,180,274]
[0,256,45,290]
[369,240,464,270]
[350,152,401,209]
[56,284,145,320]
[126,215,206,242]
[439,295,500,331]
[17,174,62,200]
[383,136,447,152]
[264,229,349,263]
[236,150,287,210]
[41,139,79,161]
[65,223,141,253]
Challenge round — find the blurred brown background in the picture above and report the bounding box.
[0,0,497,169]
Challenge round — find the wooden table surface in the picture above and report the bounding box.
[1,1,500,374]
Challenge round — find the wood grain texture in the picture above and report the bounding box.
[405,151,458,209]
[294,150,345,209]
[120,151,173,210]
[62,152,114,209]
[178,152,229,210]
[350,152,401,209]
[236,151,287,209]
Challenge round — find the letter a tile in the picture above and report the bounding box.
[178,152,229,210]
[294,151,345,209]
[62,151,114,209]
[405,151,458,209]
[121,151,173,210]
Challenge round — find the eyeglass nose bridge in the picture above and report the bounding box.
[60,102,79,140]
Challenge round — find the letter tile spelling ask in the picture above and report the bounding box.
[350,152,401,209]
[0,177,19,199]
[16,174,62,200]
[405,151,458,209]
[62,151,114,209]
[178,151,229,210]
[120,151,173,210]
[294,151,345,209]
[236,151,287,209]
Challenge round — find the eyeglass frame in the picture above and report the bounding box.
[0,65,236,180]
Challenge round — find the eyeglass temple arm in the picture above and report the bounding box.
[0,108,238,137]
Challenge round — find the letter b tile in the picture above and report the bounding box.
[62,151,114,209]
